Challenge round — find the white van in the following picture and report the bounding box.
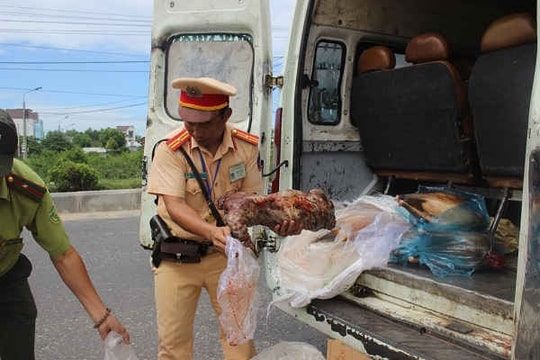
[141,1,539,358]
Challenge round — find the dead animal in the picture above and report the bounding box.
[396,191,489,230]
[217,189,336,250]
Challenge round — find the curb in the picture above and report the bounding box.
[51,189,142,214]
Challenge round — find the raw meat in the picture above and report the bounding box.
[217,189,336,248]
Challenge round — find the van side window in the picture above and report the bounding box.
[308,40,345,125]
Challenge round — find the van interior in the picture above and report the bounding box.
[291,0,537,358]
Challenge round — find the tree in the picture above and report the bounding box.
[72,132,93,148]
[41,131,73,152]
[26,136,44,155]
[99,128,126,151]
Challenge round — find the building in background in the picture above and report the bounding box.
[117,125,142,151]
[6,108,40,139]
[34,119,45,140]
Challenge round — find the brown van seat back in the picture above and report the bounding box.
[357,45,396,74]
[351,35,473,179]
[468,13,537,184]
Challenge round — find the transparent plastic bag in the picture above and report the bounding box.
[103,331,139,360]
[252,341,325,360]
[277,209,410,308]
[217,236,260,345]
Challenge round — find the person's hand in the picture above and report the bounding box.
[273,220,303,237]
[209,225,230,253]
[97,314,130,344]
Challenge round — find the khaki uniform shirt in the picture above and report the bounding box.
[0,159,71,277]
[147,124,262,241]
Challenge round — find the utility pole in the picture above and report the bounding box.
[22,86,42,159]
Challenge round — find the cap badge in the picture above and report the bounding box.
[186,85,203,98]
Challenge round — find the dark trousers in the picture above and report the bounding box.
[0,254,37,360]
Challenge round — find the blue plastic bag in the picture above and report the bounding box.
[391,229,490,277]
[391,187,491,277]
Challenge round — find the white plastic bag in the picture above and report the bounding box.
[104,331,139,360]
[251,341,325,360]
[217,236,261,345]
[276,196,410,307]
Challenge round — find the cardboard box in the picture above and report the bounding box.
[327,339,372,360]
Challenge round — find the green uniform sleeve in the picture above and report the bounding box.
[27,191,71,258]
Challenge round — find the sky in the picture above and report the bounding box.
[0,0,295,136]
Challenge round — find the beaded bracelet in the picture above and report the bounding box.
[93,307,112,329]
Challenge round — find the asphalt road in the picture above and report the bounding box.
[22,211,329,360]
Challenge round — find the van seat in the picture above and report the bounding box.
[351,34,476,184]
[356,45,396,74]
[468,13,537,189]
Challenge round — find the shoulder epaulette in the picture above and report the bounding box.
[166,129,191,151]
[232,128,259,146]
[6,172,47,202]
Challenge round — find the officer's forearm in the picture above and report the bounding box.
[50,245,108,324]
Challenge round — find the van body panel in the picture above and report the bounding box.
[513,38,540,355]
[140,0,272,248]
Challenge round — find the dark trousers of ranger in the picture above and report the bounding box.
[0,254,37,360]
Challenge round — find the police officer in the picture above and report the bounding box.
[0,109,130,359]
[147,77,301,360]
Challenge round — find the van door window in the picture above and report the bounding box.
[165,34,254,125]
[308,40,345,125]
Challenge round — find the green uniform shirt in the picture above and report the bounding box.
[0,159,71,277]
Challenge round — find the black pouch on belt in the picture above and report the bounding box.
[160,239,204,263]
[150,214,212,264]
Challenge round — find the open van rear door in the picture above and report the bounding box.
[140,0,273,248]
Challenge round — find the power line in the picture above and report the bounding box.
[0,10,151,23]
[0,18,152,27]
[0,60,149,64]
[39,102,147,115]
[45,97,147,111]
[0,86,146,98]
[0,43,143,57]
[0,4,151,20]
[0,67,149,73]
[0,29,149,35]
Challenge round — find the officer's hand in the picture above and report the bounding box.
[98,314,130,344]
[209,226,230,253]
[274,220,303,237]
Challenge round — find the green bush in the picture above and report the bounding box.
[88,150,142,179]
[48,160,99,192]
[26,145,143,192]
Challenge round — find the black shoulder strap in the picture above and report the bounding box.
[151,138,168,161]
[177,146,225,227]
[151,139,169,206]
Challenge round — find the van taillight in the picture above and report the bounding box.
[271,107,283,193]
